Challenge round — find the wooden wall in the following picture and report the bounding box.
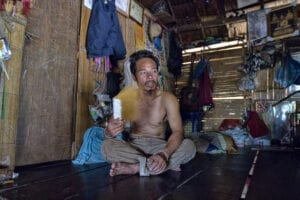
[15,0,81,166]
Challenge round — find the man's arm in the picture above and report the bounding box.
[147,92,184,174]
[160,92,184,159]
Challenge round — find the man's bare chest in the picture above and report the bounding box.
[135,98,166,124]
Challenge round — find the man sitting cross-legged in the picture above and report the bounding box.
[101,50,196,176]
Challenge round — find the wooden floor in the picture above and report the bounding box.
[1,148,300,200]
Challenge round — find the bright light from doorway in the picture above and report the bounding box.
[213,96,246,100]
[182,39,247,54]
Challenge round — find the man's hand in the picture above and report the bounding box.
[147,153,168,175]
[105,117,124,138]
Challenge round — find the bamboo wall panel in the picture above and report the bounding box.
[0,6,27,174]
[206,49,250,130]
[15,0,81,166]
[179,49,251,131]
[203,99,249,131]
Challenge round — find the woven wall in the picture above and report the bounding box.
[15,0,81,166]
[0,5,27,176]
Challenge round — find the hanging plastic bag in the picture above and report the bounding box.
[89,81,112,124]
[238,74,255,91]
[0,37,11,61]
[0,37,12,80]
[274,52,300,88]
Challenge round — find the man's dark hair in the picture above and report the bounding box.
[129,50,160,76]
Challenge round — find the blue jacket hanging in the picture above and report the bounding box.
[86,0,126,60]
[193,58,208,79]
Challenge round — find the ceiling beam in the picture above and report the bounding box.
[172,17,225,32]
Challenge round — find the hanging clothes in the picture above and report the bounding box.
[180,54,199,113]
[86,0,126,60]
[193,58,208,80]
[196,60,214,107]
[167,30,183,77]
[106,70,122,98]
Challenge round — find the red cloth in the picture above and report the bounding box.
[197,66,213,106]
[0,0,7,11]
[247,111,269,138]
[22,0,31,16]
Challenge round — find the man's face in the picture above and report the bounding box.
[134,57,158,91]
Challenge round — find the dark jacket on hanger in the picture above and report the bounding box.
[86,0,126,60]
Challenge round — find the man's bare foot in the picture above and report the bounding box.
[110,162,139,177]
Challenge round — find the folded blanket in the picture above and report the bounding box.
[194,131,238,154]
[72,126,122,165]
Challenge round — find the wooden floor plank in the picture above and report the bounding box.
[246,150,300,200]
[0,154,211,200]
[0,150,258,200]
[0,163,131,199]
[65,154,213,200]
[0,161,109,192]
[161,152,255,200]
